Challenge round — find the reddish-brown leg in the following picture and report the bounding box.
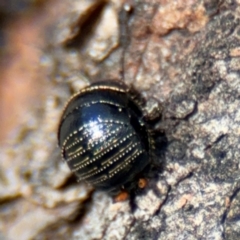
[138,178,148,189]
[113,190,129,202]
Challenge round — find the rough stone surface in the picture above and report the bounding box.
[0,0,240,239]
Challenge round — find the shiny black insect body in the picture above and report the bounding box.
[58,80,155,194]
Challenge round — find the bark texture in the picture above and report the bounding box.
[0,0,240,239]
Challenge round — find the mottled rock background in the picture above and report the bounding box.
[0,0,240,239]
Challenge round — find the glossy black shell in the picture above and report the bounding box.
[58,80,150,193]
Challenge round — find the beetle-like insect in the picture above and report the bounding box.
[58,80,157,194]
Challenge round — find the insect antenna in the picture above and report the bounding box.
[118,2,133,81]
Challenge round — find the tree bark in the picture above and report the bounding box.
[0,0,240,239]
